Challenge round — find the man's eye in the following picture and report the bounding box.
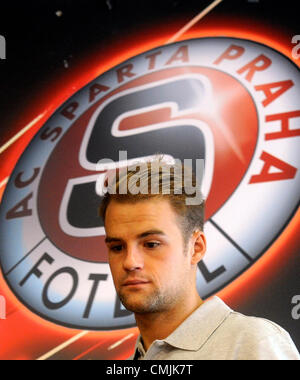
[145,242,160,249]
[110,245,123,252]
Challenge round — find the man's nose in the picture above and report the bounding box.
[123,245,144,272]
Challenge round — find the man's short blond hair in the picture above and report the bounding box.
[99,155,205,247]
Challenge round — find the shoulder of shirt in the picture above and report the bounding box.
[206,297,289,341]
[225,309,291,340]
[125,297,298,359]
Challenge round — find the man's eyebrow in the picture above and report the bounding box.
[105,229,166,244]
[138,230,167,239]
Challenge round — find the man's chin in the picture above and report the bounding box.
[118,291,158,314]
[120,296,151,314]
[118,290,170,314]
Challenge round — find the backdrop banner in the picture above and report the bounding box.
[0,0,299,360]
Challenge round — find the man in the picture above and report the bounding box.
[99,156,300,360]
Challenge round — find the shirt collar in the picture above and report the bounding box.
[133,337,146,360]
[164,296,232,351]
[132,296,232,357]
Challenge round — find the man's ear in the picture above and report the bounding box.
[190,230,206,265]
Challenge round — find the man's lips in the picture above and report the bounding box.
[122,279,151,286]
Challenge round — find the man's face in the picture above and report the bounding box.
[104,198,202,314]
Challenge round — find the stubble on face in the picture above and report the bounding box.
[118,282,184,315]
[117,259,191,316]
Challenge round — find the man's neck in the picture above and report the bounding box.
[134,294,204,351]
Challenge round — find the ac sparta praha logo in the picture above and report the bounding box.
[0,38,299,329]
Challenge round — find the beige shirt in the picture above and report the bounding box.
[129,296,300,360]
